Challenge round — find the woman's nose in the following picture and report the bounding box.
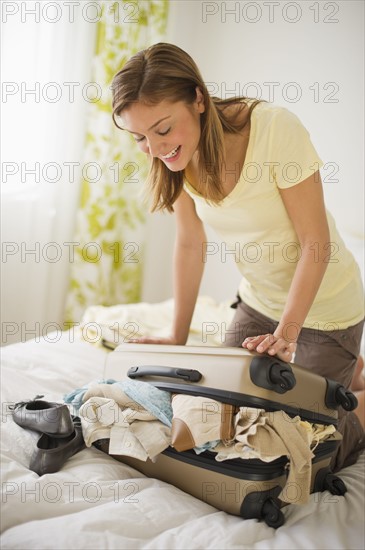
[146,137,164,158]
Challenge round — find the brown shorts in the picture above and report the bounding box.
[223,297,365,472]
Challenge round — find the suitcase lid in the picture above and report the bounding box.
[112,343,254,356]
[106,344,356,424]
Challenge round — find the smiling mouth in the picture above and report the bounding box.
[161,145,181,160]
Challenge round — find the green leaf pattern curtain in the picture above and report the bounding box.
[65,0,169,323]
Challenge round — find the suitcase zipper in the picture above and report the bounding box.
[163,448,288,480]
[311,438,339,463]
[145,381,337,426]
[162,438,339,480]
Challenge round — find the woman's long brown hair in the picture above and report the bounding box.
[111,43,262,212]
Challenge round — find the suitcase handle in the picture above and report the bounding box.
[127,365,203,383]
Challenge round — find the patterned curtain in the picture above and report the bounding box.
[65,0,169,323]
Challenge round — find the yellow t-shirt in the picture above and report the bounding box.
[184,101,364,330]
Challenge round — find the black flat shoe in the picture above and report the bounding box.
[29,416,85,476]
[11,395,74,437]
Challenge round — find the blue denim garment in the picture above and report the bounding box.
[119,379,173,427]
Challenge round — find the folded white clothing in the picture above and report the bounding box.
[82,380,173,427]
[80,397,128,447]
[108,426,149,460]
[79,396,171,461]
[129,420,171,460]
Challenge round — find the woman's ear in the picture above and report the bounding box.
[195,86,205,113]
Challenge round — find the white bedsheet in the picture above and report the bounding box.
[1,332,364,549]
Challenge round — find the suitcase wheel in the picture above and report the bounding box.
[261,498,285,529]
[240,487,284,528]
[269,366,296,391]
[250,357,296,394]
[335,387,358,411]
[323,473,347,496]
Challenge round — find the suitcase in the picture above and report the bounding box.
[95,432,344,528]
[101,344,356,527]
[104,344,357,424]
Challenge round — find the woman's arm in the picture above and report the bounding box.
[131,190,207,345]
[171,190,207,344]
[243,170,331,361]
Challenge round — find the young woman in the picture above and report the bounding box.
[111,42,364,471]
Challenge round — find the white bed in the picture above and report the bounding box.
[1,299,364,550]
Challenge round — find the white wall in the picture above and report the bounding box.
[141,0,364,304]
[1,13,96,345]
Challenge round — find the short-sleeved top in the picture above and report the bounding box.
[184,101,364,330]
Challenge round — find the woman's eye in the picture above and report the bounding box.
[134,136,145,143]
[158,128,171,136]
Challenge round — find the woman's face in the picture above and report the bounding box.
[119,91,205,172]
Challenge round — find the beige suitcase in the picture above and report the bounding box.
[99,344,355,527]
[95,431,345,528]
[104,344,357,424]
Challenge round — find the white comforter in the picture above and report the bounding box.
[1,332,364,549]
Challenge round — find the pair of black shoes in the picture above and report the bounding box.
[11,395,85,476]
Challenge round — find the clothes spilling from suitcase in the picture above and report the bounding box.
[65,345,358,528]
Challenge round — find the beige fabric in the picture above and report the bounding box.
[82,384,155,419]
[215,407,315,505]
[129,420,171,461]
[247,411,314,505]
[79,397,129,447]
[171,394,235,452]
[82,383,158,423]
[108,425,149,460]
[79,396,171,461]
[214,407,281,462]
[300,421,336,450]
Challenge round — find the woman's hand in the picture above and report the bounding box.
[242,334,297,363]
